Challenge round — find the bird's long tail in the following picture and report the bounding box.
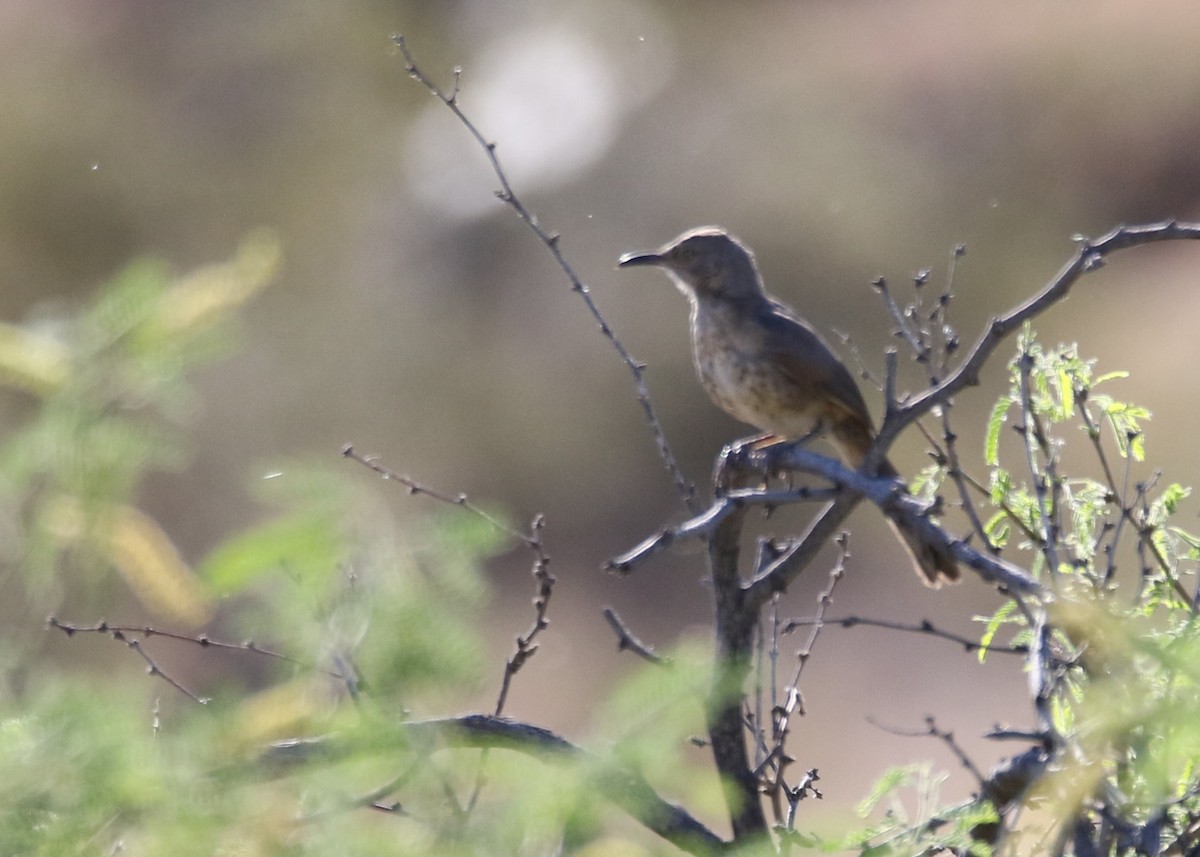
[832,418,961,587]
[885,514,960,588]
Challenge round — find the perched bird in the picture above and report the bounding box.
[619,226,959,587]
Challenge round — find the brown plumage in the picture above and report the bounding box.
[619,226,959,587]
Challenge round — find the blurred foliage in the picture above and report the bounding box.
[0,240,725,855]
[0,230,280,624]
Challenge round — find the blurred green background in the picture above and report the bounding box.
[5,0,1200,833]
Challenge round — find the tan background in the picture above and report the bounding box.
[6,0,1200,837]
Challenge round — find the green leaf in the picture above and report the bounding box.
[198,513,342,594]
[989,468,1012,506]
[985,397,1012,466]
[1057,366,1075,419]
[1168,526,1200,552]
[857,765,918,816]
[1093,370,1128,385]
[983,511,1010,549]
[978,600,1017,664]
[1160,483,1190,516]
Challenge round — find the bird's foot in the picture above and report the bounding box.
[714,434,776,495]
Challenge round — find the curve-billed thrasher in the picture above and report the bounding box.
[619,226,959,587]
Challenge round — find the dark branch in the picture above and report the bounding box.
[606,485,837,573]
[261,715,730,855]
[869,221,1200,467]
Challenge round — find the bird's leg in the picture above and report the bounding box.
[756,421,827,487]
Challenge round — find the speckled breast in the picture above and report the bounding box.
[690,301,825,439]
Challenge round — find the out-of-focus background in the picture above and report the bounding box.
[6,0,1200,834]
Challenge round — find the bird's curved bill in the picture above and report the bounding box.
[617,251,663,269]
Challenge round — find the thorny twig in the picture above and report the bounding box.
[343,444,538,548]
[48,618,210,704]
[47,617,338,675]
[392,35,700,515]
[868,715,987,787]
[602,607,666,665]
[782,614,1027,657]
[344,444,556,813]
[342,445,555,707]
[763,536,847,827]
[494,513,554,716]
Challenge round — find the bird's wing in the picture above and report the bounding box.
[760,300,874,424]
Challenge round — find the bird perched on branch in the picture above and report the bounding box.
[619,226,959,587]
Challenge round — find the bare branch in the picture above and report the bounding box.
[871,276,926,361]
[938,406,995,551]
[868,715,987,786]
[392,35,699,514]
[494,513,554,716]
[782,614,1027,657]
[761,538,846,826]
[262,715,731,855]
[606,484,837,573]
[47,616,335,675]
[610,445,1038,601]
[602,607,666,665]
[48,618,210,704]
[343,444,538,547]
[871,221,1200,465]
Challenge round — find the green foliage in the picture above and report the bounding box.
[785,765,996,856]
[0,231,280,621]
[0,239,723,856]
[982,328,1200,585]
[971,330,1200,853]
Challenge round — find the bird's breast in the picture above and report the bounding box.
[690,302,825,438]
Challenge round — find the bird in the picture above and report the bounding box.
[618,226,959,587]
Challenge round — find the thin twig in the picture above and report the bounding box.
[1016,350,1062,577]
[871,276,926,360]
[761,537,847,826]
[870,221,1200,470]
[867,715,987,786]
[940,407,994,550]
[602,607,666,665]
[392,35,700,514]
[349,443,557,810]
[343,444,536,547]
[494,513,554,715]
[781,614,1027,657]
[47,617,339,676]
[48,620,209,704]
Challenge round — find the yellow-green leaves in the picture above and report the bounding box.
[0,232,278,619]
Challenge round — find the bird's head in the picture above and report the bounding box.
[618,227,763,301]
